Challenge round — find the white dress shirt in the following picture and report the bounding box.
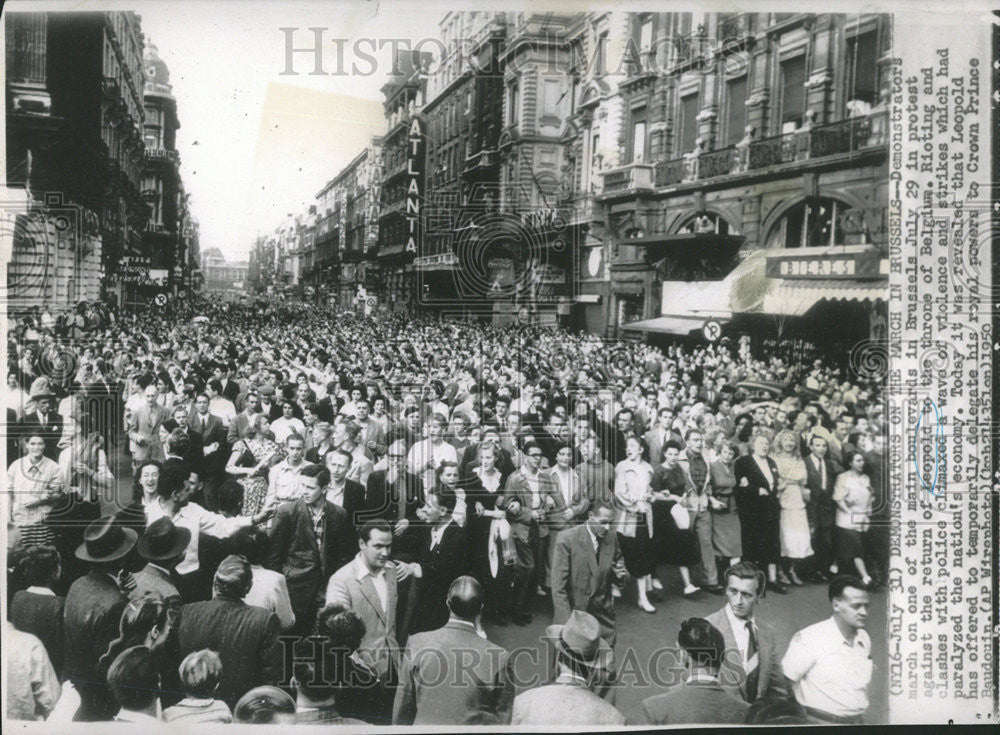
[782,616,873,716]
[725,602,757,668]
[354,558,389,613]
[753,455,774,491]
[146,499,251,575]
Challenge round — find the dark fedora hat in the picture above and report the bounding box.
[75,515,138,563]
[545,610,613,671]
[137,516,191,562]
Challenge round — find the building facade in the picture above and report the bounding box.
[5,11,148,308]
[416,11,508,317]
[376,50,430,311]
[596,12,890,359]
[201,246,248,296]
[140,43,186,299]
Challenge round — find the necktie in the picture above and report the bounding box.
[745,620,760,701]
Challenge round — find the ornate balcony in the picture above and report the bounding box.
[599,163,654,194]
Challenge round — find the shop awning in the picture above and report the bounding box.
[377,243,409,259]
[622,314,727,336]
[762,279,887,316]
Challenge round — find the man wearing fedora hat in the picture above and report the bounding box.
[510,610,625,726]
[132,517,189,606]
[63,515,139,721]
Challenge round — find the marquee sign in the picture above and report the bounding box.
[765,250,884,280]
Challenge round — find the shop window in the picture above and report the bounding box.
[638,14,653,54]
[765,197,864,249]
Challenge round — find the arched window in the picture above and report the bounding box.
[676,212,733,236]
[765,197,863,249]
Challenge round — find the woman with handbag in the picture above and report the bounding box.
[614,436,657,612]
[465,443,515,624]
[225,414,284,518]
[650,440,702,597]
[708,442,742,569]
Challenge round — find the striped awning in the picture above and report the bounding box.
[762,279,886,316]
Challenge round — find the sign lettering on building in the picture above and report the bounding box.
[765,250,884,280]
[405,118,424,254]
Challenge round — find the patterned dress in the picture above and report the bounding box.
[232,437,284,517]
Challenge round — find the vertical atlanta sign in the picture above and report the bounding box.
[405,117,424,253]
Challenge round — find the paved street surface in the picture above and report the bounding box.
[484,569,888,723]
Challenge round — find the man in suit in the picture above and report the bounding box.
[132,517,187,606]
[325,520,400,723]
[734,434,786,593]
[644,407,682,468]
[228,390,262,444]
[511,610,625,726]
[63,516,139,720]
[550,500,627,646]
[497,442,566,623]
[323,449,367,530]
[354,398,387,458]
[266,463,354,636]
[131,516,189,706]
[630,617,750,725]
[18,386,64,461]
[10,544,65,679]
[705,562,785,703]
[177,555,283,711]
[187,393,228,479]
[804,435,841,580]
[396,486,468,639]
[128,383,170,468]
[393,576,515,725]
[325,520,400,678]
[360,442,424,559]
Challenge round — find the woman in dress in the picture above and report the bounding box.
[770,429,811,586]
[708,442,742,568]
[650,440,702,597]
[614,436,657,612]
[833,450,874,586]
[465,443,513,623]
[226,414,284,519]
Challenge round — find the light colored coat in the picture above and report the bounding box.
[325,554,400,678]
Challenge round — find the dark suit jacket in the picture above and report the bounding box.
[804,453,841,526]
[550,524,625,645]
[11,589,66,678]
[632,679,750,725]
[362,470,423,522]
[265,499,354,619]
[410,521,469,635]
[329,479,367,530]
[219,379,241,405]
[187,411,228,473]
[19,410,64,460]
[177,597,283,709]
[315,396,339,425]
[63,570,128,716]
[393,620,515,725]
[705,607,784,703]
[733,454,780,518]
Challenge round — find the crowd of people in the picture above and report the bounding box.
[5,295,887,725]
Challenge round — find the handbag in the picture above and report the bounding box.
[670,501,691,530]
